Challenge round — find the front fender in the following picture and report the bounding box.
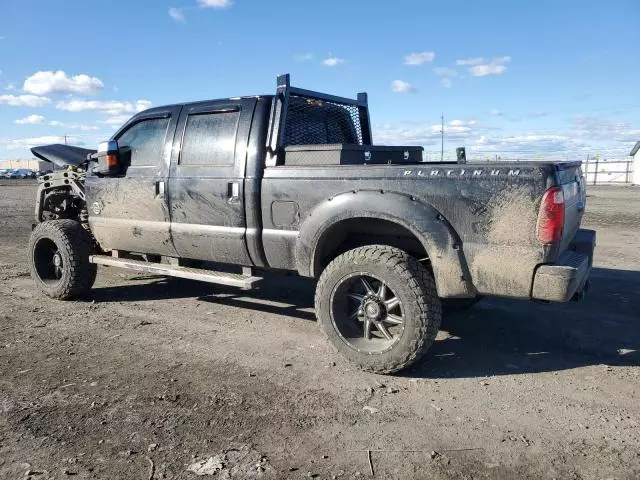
[296,190,476,298]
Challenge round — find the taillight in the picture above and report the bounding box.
[537,186,565,244]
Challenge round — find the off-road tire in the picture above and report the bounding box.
[28,220,97,300]
[315,245,442,374]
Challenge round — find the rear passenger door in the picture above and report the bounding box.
[168,99,256,265]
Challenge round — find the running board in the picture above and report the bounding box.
[89,255,262,289]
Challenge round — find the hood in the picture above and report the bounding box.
[31,144,97,168]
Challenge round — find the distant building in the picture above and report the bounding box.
[631,142,640,186]
[0,158,49,171]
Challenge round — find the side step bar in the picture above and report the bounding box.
[89,255,262,290]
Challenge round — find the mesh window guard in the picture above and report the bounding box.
[283,95,363,146]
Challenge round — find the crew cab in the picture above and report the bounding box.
[28,74,595,374]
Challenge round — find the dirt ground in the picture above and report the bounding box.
[1,182,638,480]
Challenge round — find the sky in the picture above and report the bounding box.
[0,0,639,161]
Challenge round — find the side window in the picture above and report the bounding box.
[180,110,239,166]
[116,117,170,168]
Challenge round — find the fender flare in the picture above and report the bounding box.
[295,190,476,298]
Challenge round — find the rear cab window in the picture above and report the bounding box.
[180,110,240,166]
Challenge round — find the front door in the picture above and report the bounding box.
[86,107,181,256]
[168,99,256,265]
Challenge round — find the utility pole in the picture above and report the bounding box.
[440,113,444,162]
[64,135,68,145]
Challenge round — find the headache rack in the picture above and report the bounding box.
[266,73,375,167]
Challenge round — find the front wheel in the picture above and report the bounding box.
[315,245,442,374]
[28,220,97,300]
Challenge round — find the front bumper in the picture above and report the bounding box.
[531,229,596,302]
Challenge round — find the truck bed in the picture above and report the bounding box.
[260,159,585,300]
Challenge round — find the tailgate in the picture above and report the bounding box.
[557,163,586,252]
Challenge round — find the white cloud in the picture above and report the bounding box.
[4,135,82,150]
[322,56,345,67]
[391,80,417,93]
[440,123,473,134]
[490,109,503,116]
[441,78,453,88]
[493,56,512,64]
[294,53,314,61]
[572,115,640,143]
[374,119,614,159]
[374,120,474,147]
[75,125,99,131]
[456,57,485,66]
[56,99,128,115]
[23,70,104,95]
[197,0,233,7]
[102,115,132,125]
[433,67,458,77]
[0,94,51,107]
[15,114,46,125]
[468,56,511,77]
[56,99,152,116]
[169,7,186,22]
[470,64,507,76]
[375,113,638,160]
[135,100,152,112]
[4,83,17,91]
[47,120,99,131]
[468,132,586,160]
[404,51,435,66]
[501,134,567,144]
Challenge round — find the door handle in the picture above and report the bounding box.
[228,182,239,200]
[156,180,165,198]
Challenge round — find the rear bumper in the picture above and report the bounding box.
[531,229,596,302]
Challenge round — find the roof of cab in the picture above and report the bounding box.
[142,95,273,114]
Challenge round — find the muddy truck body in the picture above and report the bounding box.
[28,74,595,374]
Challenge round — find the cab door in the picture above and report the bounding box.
[168,99,256,265]
[86,107,181,256]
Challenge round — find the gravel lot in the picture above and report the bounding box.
[1,182,638,479]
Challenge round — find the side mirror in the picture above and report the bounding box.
[90,140,122,176]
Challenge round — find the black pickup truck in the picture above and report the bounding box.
[29,74,595,374]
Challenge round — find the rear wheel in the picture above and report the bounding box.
[315,245,441,374]
[28,220,97,300]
